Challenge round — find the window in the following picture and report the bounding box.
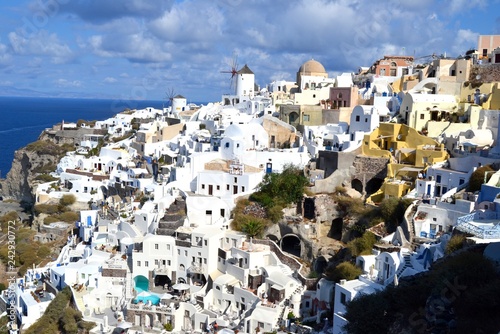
[217,185,220,190]
[242,186,245,192]
[167,260,171,266]
[167,244,171,250]
[340,292,347,305]
[305,301,310,308]
[204,240,208,246]
[234,177,237,183]
[303,114,310,122]
[178,249,180,255]
[155,259,159,265]
[145,261,149,267]
[137,261,141,266]
[459,178,465,185]
[226,184,230,190]
[204,258,207,264]
[225,142,230,148]
[202,184,205,189]
[365,118,368,122]
[420,114,425,119]
[436,174,442,183]
[184,250,188,256]
[155,244,159,250]
[206,210,212,215]
[355,115,360,122]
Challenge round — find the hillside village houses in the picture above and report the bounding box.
[9,36,500,333]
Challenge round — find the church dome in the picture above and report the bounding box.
[298,59,326,75]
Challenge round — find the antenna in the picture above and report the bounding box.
[220,52,239,94]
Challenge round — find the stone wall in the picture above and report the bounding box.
[102,268,127,278]
[469,63,500,84]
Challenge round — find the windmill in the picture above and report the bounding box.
[220,53,239,94]
[164,87,176,109]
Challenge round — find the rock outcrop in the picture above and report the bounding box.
[0,147,61,203]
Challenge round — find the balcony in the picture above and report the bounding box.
[188,262,206,274]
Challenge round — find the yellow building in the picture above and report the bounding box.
[362,123,448,203]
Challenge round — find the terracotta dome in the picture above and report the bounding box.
[298,59,326,75]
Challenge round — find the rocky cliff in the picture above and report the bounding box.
[0,126,107,204]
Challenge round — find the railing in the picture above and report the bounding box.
[456,221,500,239]
[456,213,475,225]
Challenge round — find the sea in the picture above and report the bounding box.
[0,96,169,177]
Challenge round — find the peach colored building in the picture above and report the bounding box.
[477,35,500,62]
[369,55,414,77]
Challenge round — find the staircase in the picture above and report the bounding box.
[278,263,293,276]
[193,303,203,313]
[395,253,413,279]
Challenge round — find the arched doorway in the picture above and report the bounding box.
[289,112,299,126]
[351,179,363,193]
[280,234,301,257]
[365,178,384,196]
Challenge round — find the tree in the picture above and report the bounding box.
[254,164,308,207]
[378,197,413,233]
[241,218,267,238]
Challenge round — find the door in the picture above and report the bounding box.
[208,185,213,195]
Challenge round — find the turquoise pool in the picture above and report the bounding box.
[134,294,160,305]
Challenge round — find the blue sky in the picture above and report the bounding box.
[0,0,499,102]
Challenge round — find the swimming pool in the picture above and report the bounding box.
[134,294,161,305]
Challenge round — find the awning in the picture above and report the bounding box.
[398,167,422,172]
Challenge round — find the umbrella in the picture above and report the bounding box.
[172,283,190,291]
[137,290,152,297]
[116,321,133,329]
[160,293,174,300]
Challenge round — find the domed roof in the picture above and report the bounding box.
[299,59,326,74]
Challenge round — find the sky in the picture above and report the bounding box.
[0,0,499,103]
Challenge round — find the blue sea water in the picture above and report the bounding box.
[0,96,168,177]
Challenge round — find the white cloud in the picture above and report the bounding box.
[103,77,117,83]
[55,78,82,88]
[8,30,73,64]
[453,29,479,55]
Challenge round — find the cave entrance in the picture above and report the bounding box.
[314,256,328,274]
[303,197,315,219]
[329,218,343,240]
[365,178,384,196]
[280,234,301,257]
[351,178,363,194]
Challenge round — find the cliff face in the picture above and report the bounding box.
[0,147,61,203]
[0,127,107,203]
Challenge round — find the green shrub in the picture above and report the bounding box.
[34,204,60,215]
[59,194,76,206]
[164,323,173,331]
[347,231,376,257]
[325,261,362,282]
[58,211,79,223]
[445,234,466,255]
[467,165,495,192]
[35,174,58,182]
